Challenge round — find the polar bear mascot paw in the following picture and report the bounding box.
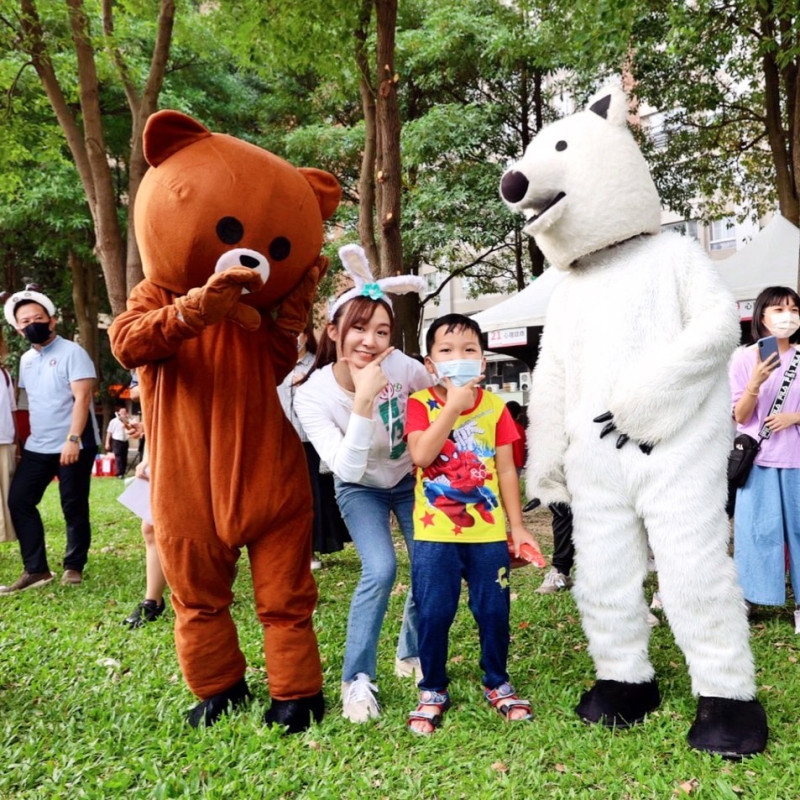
[500,84,767,758]
[576,679,660,730]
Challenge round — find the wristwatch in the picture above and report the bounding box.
[66,434,81,444]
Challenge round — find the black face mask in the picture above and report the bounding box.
[22,321,52,345]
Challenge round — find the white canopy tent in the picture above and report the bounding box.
[715,214,799,306]
[471,264,566,333]
[473,215,800,333]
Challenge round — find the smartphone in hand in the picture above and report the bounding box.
[757,335,780,366]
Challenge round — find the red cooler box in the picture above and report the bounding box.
[93,454,117,477]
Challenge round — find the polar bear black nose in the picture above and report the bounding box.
[239,254,259,268]
[500,170,529,203]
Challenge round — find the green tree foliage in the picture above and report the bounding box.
[566,0,800,227]
[222,0,572,344]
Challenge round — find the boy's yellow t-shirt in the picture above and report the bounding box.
[405,387,519,543]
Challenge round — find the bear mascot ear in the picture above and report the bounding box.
[299,168,342,221]
[587,85,630,128]
[143,110,212,167]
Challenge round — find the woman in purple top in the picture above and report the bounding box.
[729,286,800,634]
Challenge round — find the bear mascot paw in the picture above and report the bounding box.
[187,678,252,728]
[576,679,661,729]
[688,697,768,760]
[264,691,326,734]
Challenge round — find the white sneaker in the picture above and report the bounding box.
[310,558,322,571]
[394,656,423,682]
[650,592,663,611]
[794,607,800,635]
[535,567,572,595]
[341,673,380,722]
[647,611,661,628]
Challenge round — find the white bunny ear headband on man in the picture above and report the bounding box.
[328,244,428,321]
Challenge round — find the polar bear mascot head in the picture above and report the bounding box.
[499,84,661,269]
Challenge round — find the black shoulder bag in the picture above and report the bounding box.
[727,349,800,488]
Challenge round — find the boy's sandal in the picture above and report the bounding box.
[484,682,533,722]
[407,689,452,736]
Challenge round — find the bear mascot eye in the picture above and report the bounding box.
[216,217,244,245]
[268,237,291,261]
[555,140,567,152]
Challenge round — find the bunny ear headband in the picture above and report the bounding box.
[328,244,428,321]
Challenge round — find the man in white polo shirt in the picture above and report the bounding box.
[0,288,100,593]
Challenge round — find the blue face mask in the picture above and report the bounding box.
[434,359,482,387]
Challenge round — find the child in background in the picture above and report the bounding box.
[404,313,543,735]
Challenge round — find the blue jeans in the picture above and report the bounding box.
[412,540,511,692]
[734,464,800,605]
[334,473,417,682]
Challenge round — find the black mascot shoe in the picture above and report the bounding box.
[187,678,251,728]
[687,696,768,759]
[576,679,661,729]
[264,690,325,734]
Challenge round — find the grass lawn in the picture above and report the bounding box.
[0,478,797,798]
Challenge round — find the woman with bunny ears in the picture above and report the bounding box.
[294,244,432,723]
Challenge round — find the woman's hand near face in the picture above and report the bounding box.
[347,347,394,417]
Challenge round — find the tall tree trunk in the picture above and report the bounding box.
[103,0,176,292]
[17,0,175,320]
[374,0,402,280]
[760,7,799,226]
[68,250,99,368]
[354,0,380,269]
[67,0,128,316]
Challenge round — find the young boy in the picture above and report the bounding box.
[404,313,544,735]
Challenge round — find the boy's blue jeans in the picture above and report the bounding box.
[334,473,417,683]
[412,539,511,692]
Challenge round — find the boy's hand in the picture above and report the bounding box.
[508,524,546,567]
[442,374,484,413]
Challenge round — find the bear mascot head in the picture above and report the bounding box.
[135,109,340,310]
[498,84,768,758]
[500,85,660,270]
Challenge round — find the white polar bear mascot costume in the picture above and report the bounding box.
[500,85,768,758]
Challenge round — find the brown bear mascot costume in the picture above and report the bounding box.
[109,110,341,732]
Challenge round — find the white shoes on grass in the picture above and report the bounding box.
[536,567,572,594]
[341,673,380,723]
[342,659,423,722]
[394,656,423,682]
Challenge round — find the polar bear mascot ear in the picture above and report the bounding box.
[500,84,662,270]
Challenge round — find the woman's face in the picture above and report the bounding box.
[762,296,800,339]
[330,303,392,368]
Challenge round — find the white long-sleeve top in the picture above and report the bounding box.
[294,350,432,488]
[277,351,315,442]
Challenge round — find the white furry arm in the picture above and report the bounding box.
[525,323,571,506]
[610,252,740,445]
